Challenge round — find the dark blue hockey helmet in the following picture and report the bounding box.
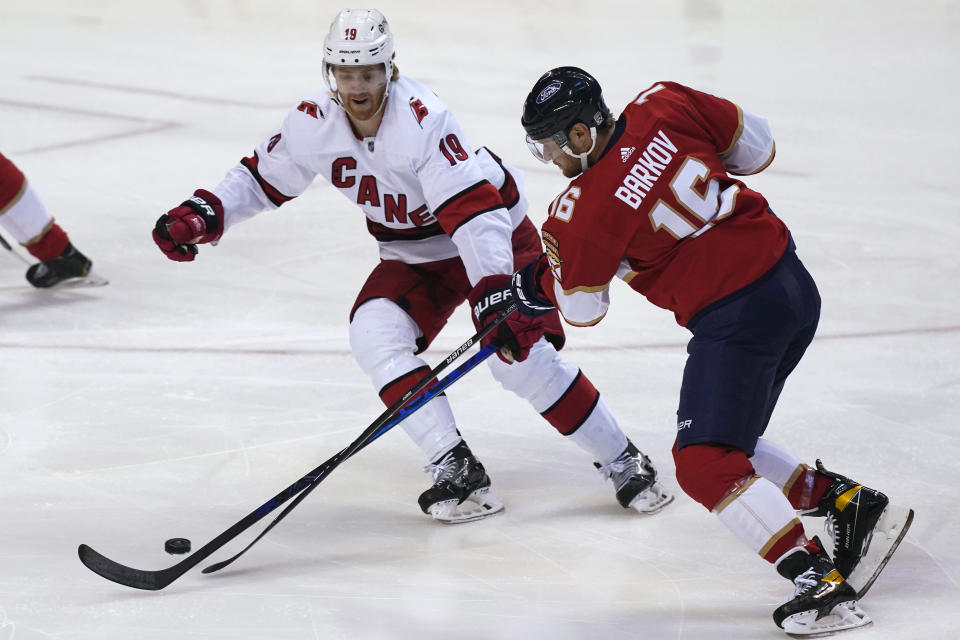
[521,66,610,160]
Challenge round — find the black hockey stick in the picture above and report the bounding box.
[78,304,514,590]
[200,341,498,575]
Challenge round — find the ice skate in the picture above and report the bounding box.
[595,440,673,514]
[417,441,504,524]
[25,242,107,288]
[808,460,914,598]
[774,536,872,637]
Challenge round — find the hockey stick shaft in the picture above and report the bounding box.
[0,231,33,266]
[78,305,515,590]
[200,342,498,574]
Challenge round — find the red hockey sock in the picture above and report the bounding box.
[786,466,834,511]
[25,223,70,261]
[0,153,26,211]
[540,371,599,435]
[378,365,440,407]
[763,520,810,563]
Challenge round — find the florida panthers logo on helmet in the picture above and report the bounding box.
[537,80,563,105]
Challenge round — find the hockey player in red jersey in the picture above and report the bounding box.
[514,67,914,635]
[152,11,672,523]
[0,153,104,288]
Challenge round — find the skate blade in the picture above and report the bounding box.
[628,483,675,514]
[847,504,914,598]
[782,600,872,638]
[56,269,109,288]
[427,487,505,524]
[35,268,109,289]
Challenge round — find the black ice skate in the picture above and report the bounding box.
[417,441,504,524]
[26,242,107,288]
[774,536,872,637]
[595,440,673,514]
[807,460,914,598]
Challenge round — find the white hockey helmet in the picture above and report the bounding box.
[322,9,394,93]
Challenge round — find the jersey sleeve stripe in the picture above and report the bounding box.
[498,170,520,210]
[365,218,447,242]
[477,147,521,210]
[434,180,506,235]
[561,312,607,327]
[720,104,746,156]
[240,152,295,207]
[561,282,611,295]
[732,140,777,176]
[555,283,610,327]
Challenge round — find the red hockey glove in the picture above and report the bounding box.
[511,254,556,318]
[468,274,546,363]
[152,189,224,262]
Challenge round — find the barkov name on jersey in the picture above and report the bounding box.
[614,130,677,210]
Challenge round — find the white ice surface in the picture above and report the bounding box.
[1,1,958,639]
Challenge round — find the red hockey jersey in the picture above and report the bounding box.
[539,81,789,327]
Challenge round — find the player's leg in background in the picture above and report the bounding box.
[0,152,101,288]
[496,215,671,513]
[486,338,672,514]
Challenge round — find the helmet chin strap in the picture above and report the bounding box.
[562,127,598,172]
[371,83,390,118]
[326,63,391,121]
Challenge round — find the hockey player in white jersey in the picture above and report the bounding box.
[152,9,672,523]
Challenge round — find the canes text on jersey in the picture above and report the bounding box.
[331,157,437,226]
[614,130,678,210]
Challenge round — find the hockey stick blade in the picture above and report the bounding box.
[78,545,176,591]
[78,469,317,590]
[78,344,498,589]
[200,343,498,574]
[78,305,514,590]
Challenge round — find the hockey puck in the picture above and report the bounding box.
[164,538,191,554]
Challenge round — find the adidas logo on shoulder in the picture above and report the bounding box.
[620,146,636,163]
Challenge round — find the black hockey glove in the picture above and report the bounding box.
[510,254,555,318]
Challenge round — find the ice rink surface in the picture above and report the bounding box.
[2,1,959,638]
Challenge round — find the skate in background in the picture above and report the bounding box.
[0,152,107,288]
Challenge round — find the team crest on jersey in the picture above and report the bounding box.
[267,133,282,153]
[297,100,323,119]
[409,97,429,127]
[542,230,563,283]
[537,80,563,104]
[620,146,636,163]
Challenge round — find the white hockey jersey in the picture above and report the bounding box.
[212,75,528,284]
